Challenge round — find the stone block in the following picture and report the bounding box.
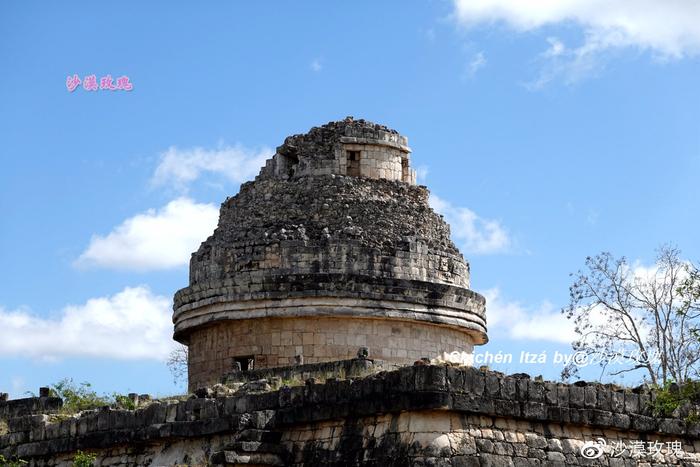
[522,402,547,420]
[630,414,656,432]
[584,386,597,408]
[596,387,611,411]
[416,366,447,392]
[610,391,625,413]
[568,385,584,408]
[556,385,569,407]
[501,378,517,400]
[658,418,685,435]
[528,381,544,403]
[624,392,639,414]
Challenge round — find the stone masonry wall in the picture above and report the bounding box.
[172,118,486,391]
[223,358,400,385]
[256,117,414,184]
[173,173,489,383]
[0,396,62,421]
[183,175,468,289]
[2,365,699,466]
[340,141,413,183]
[187,317,475,390]
[282,410,700,466]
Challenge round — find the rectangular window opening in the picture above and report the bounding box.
[347,150,361,176]
[233,355,255,372]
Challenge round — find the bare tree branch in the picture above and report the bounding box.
[562,246,700,385]
[166,344,188,386]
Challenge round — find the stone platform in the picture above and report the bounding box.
[2,365,699,466]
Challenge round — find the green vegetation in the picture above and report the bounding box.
[72,450,96,467]
[651,380,700,423]
[49,379,110,412]
[278,378,304,388]
[112,394,136,411]
[0,455,28,467]
[47,379,140,415]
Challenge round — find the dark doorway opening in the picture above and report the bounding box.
[347,150,361,176]
[279,152,299,178]
[233,355,255,372]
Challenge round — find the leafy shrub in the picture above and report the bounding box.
[49,379,110,413]
[651,380,700,421]
[48,379,140,414]
[72,450,96,467]
[0,454,28,467]
[112,394,136,410]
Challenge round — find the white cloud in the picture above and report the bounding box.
[76,198,218,271]
[430,194,510,254]
[0,286,176,361]
[484,287,577,343]
[453,0,700,83]
[467,51,487,76]
[454,0,700,57]
[484,257,691,347]
[526,34,609,88]
[310,58,323,72]
[151,144,271,191]
[544,37,566,58]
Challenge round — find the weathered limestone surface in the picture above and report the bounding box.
[187,318,475,389]
[257,117,414,183]
[222,357,400,385]
[2,366,699,466]
[173,118,487,391]
[0,396,62,421]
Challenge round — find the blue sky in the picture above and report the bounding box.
[1,1,699,398]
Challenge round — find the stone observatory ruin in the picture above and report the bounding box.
[173,117,488,391]
[3,118,700,467]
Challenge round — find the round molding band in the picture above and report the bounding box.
[173,295,488,345]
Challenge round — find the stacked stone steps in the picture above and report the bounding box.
[210,429,288,466]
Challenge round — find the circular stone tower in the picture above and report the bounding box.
[173,117,488,391]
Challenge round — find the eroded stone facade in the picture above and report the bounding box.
[187,317,475,388]
[173,118,487,391]
[282,411,700,466]
[2,365,699,466]
[258,118,415,183]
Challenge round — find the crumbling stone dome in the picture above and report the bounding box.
[173,117,488,390]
